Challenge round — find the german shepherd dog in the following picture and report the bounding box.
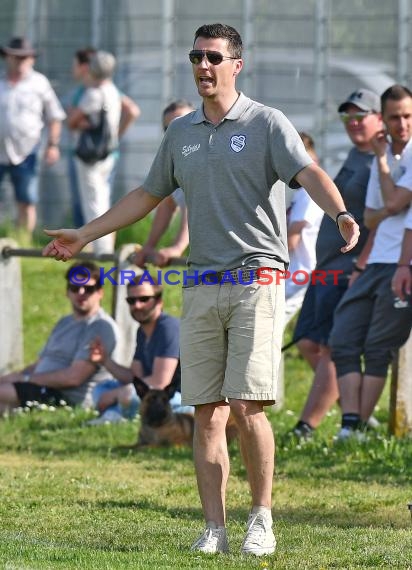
[131,377,238,449]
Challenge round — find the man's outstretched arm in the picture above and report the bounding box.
[43,187,162,261]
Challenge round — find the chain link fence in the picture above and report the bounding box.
[0,0,409,227]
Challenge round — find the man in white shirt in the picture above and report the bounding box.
[330,84,412,440]
[0,37,66,237]
[285,132,323,325]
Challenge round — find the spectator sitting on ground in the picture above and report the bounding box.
[133,100,195,268]
[0,262,118,414]
[284,132,323,326]
[87,274,194,425]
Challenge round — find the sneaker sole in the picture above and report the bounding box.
[241,545,276,556]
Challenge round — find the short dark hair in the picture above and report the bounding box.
[194,23,242,59]
[65,261,102,288]
[381,84,412,114]
[162,99,194,119]
[162,99,195,131]
[75,47,96,65]
[127,273,163,298]
[299,132,315,152]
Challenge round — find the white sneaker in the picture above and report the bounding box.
[366,415,380,429]
[191,523,229,554]
[334,426,367,442]
[86,410,124,426]
[241,513,276,556]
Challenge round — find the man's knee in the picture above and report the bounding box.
[228,399,265,428]
[194,401,230,430]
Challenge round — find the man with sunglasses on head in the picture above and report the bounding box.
[43,23,360,556]
[0,262,118,414]
[289,88,383,441]
[86,274,192,425]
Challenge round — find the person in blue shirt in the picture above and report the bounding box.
[87,273,193,424]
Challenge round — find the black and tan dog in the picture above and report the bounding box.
[130,377,238,449]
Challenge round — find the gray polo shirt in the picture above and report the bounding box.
[143,92,312,272]
[34,308,118,407]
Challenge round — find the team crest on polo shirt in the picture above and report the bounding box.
[230,134,246,153]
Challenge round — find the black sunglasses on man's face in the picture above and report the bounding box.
[189,50,237,66]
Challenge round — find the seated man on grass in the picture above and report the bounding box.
[87,273,193,425]
[0,261,118,414]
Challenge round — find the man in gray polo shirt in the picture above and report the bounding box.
[43,23,359,556]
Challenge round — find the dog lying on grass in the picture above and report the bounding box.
[130,377,238,449]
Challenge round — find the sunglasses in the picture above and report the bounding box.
[126,295,159,305]
[67,283,100,294]
[339,111,374,124]
[189,50,237,65]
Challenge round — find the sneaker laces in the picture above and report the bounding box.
[245,514,268,545]
[193,527,221,550]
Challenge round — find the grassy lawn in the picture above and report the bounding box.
[0,257,411,569]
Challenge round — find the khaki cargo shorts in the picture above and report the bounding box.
[180,279,285,406]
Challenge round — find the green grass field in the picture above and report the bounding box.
[0,254,411,569]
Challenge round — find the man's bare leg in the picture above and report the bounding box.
[193,402,231,526]
[300,348,340,428]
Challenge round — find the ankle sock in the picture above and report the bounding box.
[342,413,362,430]
[294,420,314,435]
[251,506,272,520]
[206,521,225,529]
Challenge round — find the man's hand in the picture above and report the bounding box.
[391,265,411,300]
[152,246,182,268]
[97,390,118,413]
[42,229,86,261]
[44,145,60,166]
[132,244,154,268]
[337,215,360,253]
[370,129,388,158]
[89,338,107,365]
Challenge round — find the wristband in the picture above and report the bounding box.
[353,264,364,273]
[397,263,411,268]
[47,142,59,148]
[336,211,355,227]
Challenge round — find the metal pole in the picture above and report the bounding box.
[161,0,174,111]
[398,0,410,85]
[91,0,103,48]
[1,246,187,266]
[313,0,329,166]
[1,246,116,263]
[26,0,39,43]
[243,0,255,99]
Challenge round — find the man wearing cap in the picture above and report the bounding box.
[0,37,66,237]
[290,88,383,440]
[330,84,412,440]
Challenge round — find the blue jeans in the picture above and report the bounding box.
[92,380,194,419]
[0,153,38,204]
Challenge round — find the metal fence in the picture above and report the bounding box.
[0,0,410,227]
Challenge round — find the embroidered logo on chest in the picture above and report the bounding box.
[230,134,246,153]
[182,144,200,157]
